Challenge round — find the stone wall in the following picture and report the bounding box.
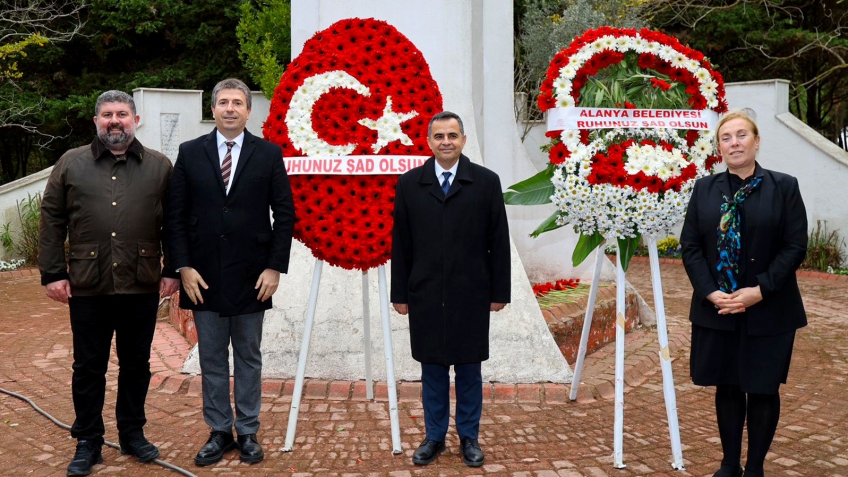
[542,286,640,364]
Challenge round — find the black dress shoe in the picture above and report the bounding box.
[460,438,485,467]
[67,439,103,476]
[412,439,446,465]
[195,431,238,466]
[119,434,160,462]
[237,434,265,463]
[713,464,744,477]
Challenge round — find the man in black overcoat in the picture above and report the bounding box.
[391,111,511,467]
[167,78,295,466]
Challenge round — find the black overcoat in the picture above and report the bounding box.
[391,155,511,365]
[167,128,295,316]
[680,162,807,336]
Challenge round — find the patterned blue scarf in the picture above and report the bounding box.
[716,176,763,292]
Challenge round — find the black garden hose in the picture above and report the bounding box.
[0,386,198,477]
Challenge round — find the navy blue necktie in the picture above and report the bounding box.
[441,171,452,196]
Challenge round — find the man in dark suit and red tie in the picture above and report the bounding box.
[167,78,295,466]
[391,111,511,467]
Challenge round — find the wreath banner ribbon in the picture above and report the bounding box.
[547,107,718,131]
[284,155,430,175]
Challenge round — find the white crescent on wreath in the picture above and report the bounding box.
[285,71,419,156]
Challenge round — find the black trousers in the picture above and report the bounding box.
[68,293,159,443]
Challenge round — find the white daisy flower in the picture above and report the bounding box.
[658,46,676,62]
[693,138,712,156]
[557,95,575,108]
[700,80,718,96]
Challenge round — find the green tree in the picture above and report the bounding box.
[236,0,291,99]
[0,1,86,183]
[514,0,645,138]
[0,34,48,81]
[1,0,259,185]
[645,0,848,149]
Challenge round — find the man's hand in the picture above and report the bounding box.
[159,277,180,298]
[707,290,746,315]
[255,269,280,302]
[490,303,506,312]
[393,303,408,315]
[179,267,208,305]
[45,280,72,304]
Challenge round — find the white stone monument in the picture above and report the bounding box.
[184,0,575,383]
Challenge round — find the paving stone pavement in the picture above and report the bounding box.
[1,262,847,476]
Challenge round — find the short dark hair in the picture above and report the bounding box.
[95,90,136,116]
[211,78,252,110]
[428,111,465,137]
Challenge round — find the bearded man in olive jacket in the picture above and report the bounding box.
[39,90,179,476]
[391,111,511,468]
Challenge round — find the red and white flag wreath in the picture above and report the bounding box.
[264,18,443,271]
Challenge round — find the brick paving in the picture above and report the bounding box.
[1,262,847,476]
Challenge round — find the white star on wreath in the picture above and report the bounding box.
[358,96,418,153]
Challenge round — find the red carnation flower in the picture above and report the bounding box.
[650,78,672,92]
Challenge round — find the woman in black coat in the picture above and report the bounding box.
[681,110,807,477]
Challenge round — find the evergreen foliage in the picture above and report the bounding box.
[514,0,644,131]
[649,0,848,149]
[236,0,291,99]
[1,0,254,184]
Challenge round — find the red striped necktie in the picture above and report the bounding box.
[222,141,235,189]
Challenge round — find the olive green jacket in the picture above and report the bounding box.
[39,137,177,295]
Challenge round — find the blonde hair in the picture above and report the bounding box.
[715,109,759,143]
